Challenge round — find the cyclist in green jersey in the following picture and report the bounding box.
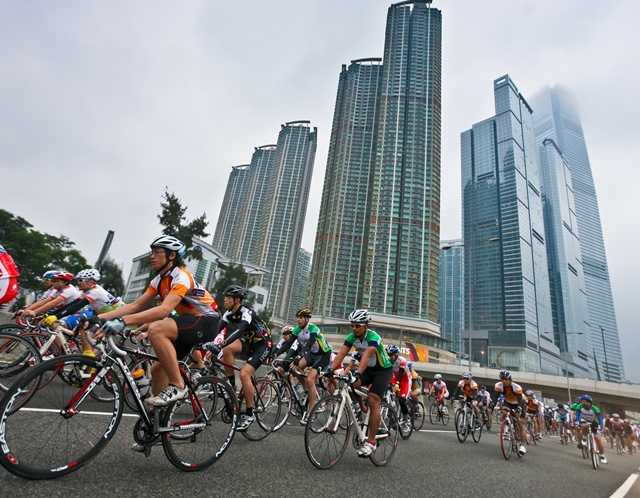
[327,309,393,457]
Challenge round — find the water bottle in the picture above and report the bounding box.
[133,368,151,398]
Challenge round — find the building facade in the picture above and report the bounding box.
[365,1,442,321]
[461,75,558,372]
[530,85,624,381]
[438,240,464,356]
[310,58,383,319]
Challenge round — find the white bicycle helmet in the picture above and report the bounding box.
[434,374,442,380]
[348,309,371,324]
[150,235,186,257]
[76,269,101,282]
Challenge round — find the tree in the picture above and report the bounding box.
[99,256,125,297]
[158,188,209,260]
[0,209,88,292]
[211,264,248,306]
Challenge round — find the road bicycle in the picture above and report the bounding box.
[477,402,492,431]
[524,412,538,445]
[0,331,238,479]
[304,371,399,469]
[408,397,426,431]
[579,422,601,470]
[560,421,571,445]
[454,399,482,444]
[384,387,413,439]
[428,395,450,425]
[202,355,281,441]
[0,332,42,392]
[499,408,524,460]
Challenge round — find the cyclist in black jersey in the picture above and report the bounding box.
[207,285,272,431]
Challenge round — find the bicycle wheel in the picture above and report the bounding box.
[484,412,492,431]
[0,333,41,392]
[525,418,534,445]
[162,375,237,471]
[369,401,399,466]
[455,409,468,443]
[122,356,154,412]
[399,400,413,440]
[305,395,350,469]
[0,355,122,479]
[429,402,438,424]
[472,413,482,443]
[441,405,450,426]
[500,419,513,460]
[589,434,599,469]
[0,323,27,335]
[412,401,426,431]
[270,379,291,431]
[242,378,280,441]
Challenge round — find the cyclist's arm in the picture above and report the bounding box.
[271,334,296,357]
[357,345,377,375]
[50,297,91,320]
[101,291,173,325]
[222,320,250,346]
[330,344,352,370]
[451,386,461,401]
[28,295,65,315]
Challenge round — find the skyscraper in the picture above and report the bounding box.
[439,240,464,355]
[212,164,250,259]
[365,1,442,321]
[256,121,317,320]
[537,138,592,378]
[530,85,624,381]
[310,58,383,318]
[461,75,558,372]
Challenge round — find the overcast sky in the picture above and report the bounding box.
[2,1,638,380]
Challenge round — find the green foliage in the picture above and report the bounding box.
[211,264,248,306]
[0,209,88,292]
[99,256,125,297]
[8,295,26,313]
[158,188,209,260]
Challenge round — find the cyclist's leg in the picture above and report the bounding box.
[146,317,181,392]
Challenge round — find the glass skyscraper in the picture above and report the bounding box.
[365,1,442,321]
[438,240,464,355]
[530,85,624,381]
[461,75,558,372]
[310,58,383,318]
[212,164,251,259]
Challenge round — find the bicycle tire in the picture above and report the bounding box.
[0,324,28,335]
[0,333,41,392]
[370,401,399,466]
[304,395,350,469]
[399,400,413,440]
[616,436,623,455]
[0,355,122,479]
[455,409,468,443]
[270,379,291,431]
[429,402,438,425]
[589,434,599,469]
[500,418,513,460]
[472,413,482,443]
[442,405,450,426]
[242,378,280,441]
[412,401,426,431]
[484,411,492,431]
[162,375,237,471]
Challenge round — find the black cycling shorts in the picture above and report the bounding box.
[301,350,331,373]
[171,314,218,361]
[360,367,393,398]
[237,339,273,370]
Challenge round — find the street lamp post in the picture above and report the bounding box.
[561,331,583,403]
[599,326,609,382]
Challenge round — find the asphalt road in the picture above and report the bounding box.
[1,406,639,498]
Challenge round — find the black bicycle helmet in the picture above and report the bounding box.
[223,285,247,299]
[499,370,512,380]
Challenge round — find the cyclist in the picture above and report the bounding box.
[609,413,627,452]
[492,370,527,456]
[428,374,450,414]
[476,385,492,422]
[407,362,424,404]
[450,371,479,417]
[269,309,331,424]
[555,403,571,439]
[574,394,607,464]
[43,269,124,355]
[207,285,272,431]
[22,271,81,318]
[387,344,412,430]
[98,235,219,409]
[523,390,543,440]
[14,270,59,316]
[326,309,393,457]
[569,396,582,443]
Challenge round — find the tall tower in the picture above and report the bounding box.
[364,0,442,321]
[530,85,624,381]
[439,240,464,355]
[537,138,593,378]
[257,121,317,320]
[310,58,383,318]
[461,75,557,372]
[212,164,251,259]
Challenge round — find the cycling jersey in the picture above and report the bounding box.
[290,322,331,355]
[574,403,603,428]
[83,284,125,314]
[493,381,523,405]
[342,329,392,370]
[41,287,56,299]
[477,390,491,405]
[453,379,478,400]
[524,396,540,412]
[555,407,569,422]
[391,355,411,385]
[610,418,625,431]
[51,285,82,308]
[220,305,270,344]
[147,266,217,316]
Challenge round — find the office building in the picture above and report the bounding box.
[439,240,464,356]
[530,85,624,381]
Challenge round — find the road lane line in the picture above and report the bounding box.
[609,468,640,498]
